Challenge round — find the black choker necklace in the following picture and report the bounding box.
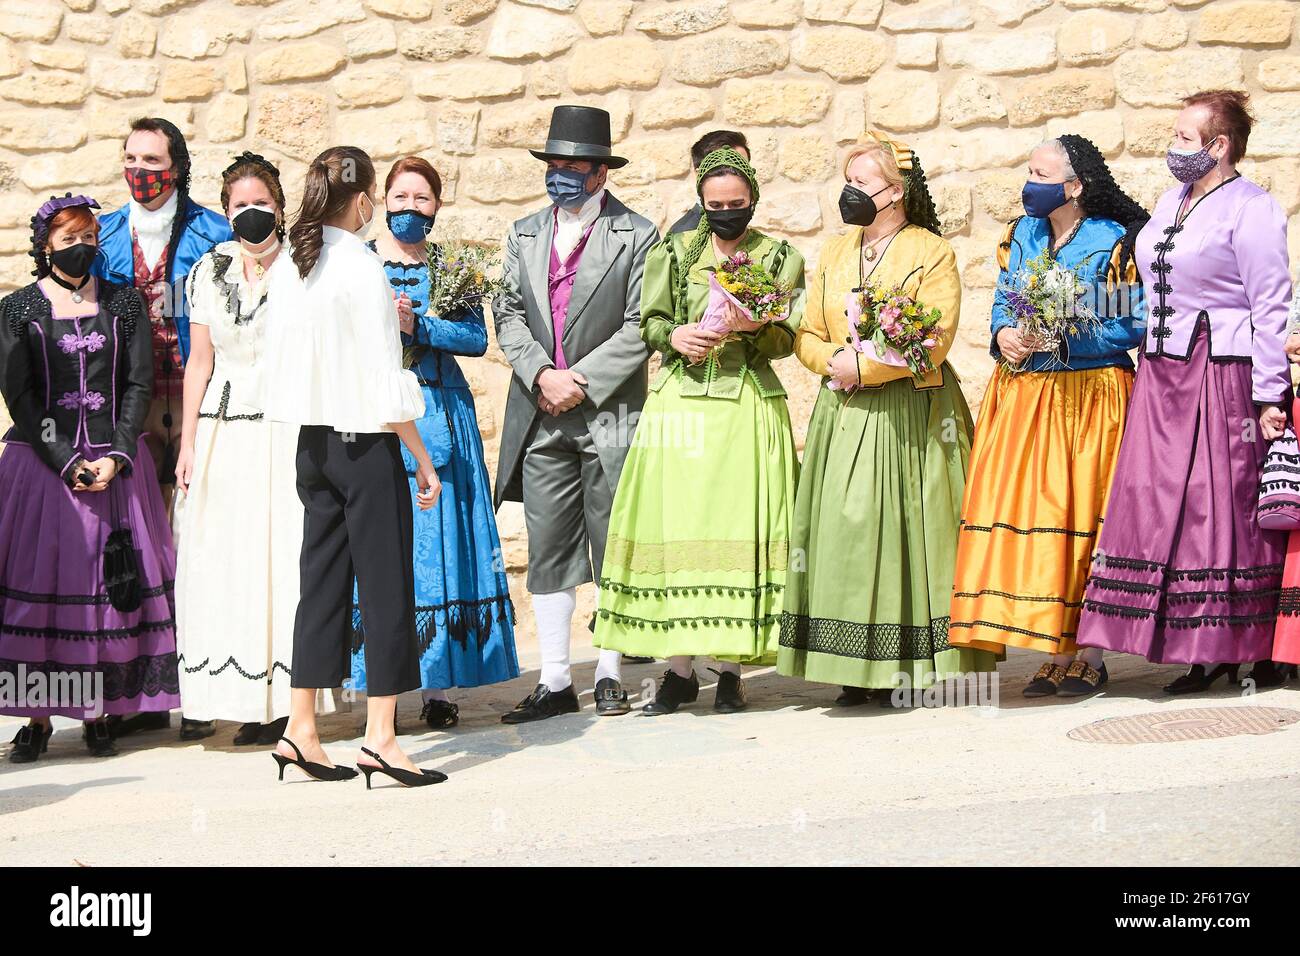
[48,271,92,304]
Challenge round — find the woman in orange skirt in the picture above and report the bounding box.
[1270,294,1300,674]
[949,136,1149,698]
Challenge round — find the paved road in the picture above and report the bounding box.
[2,647,1297,866]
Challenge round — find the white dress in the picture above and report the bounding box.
[175,241,322,723]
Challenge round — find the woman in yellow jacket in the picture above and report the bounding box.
[777,132,998,706]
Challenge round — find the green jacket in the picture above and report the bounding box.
[640,227,805,399]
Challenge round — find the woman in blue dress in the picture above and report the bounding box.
[350,156,518,727]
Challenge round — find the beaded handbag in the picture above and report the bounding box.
[1258,426,1300,531]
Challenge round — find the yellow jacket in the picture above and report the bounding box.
[795,223,962,390]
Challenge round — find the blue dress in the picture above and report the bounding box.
[350,249,518,691]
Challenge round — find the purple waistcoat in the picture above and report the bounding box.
[547,212,600,370]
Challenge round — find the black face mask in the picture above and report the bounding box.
[838,183,894,227]
[704,205,754,241]
[49,243,97,279]
[231,206,278,245]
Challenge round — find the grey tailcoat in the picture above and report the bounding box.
[493,192,660,508]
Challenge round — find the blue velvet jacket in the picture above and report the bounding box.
[92,197,233,364]
[990,215,1146,372]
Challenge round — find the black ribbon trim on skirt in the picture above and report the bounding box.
[0,618,175,641]
[0,581,174,606]
[778,612,953,661]
[1080,599,1277,630]
[598,577,785,600]
[953,589,1083,608]
[351,594,515,656]
[1089,557,1283,582]
[596,607,779,631]
[177,652,292,682]
[1277,587,1300,616]
[949,619,1072,645]
[959,521,1097,538]
[0,655,179,701]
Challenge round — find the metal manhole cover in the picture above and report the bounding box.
[1068,707,1300,744]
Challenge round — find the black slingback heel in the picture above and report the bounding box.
[271,737,358,782]
[357,746,447,789]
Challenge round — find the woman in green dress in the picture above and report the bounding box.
[594,148,805,715]
[776,131,999,706]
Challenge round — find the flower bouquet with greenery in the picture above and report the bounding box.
[698,251,793,339]
[403,241,502,369]
[830,280,943,390]
[998,248,1102,370]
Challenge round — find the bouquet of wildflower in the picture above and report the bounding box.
[830,281,943,389]
[998,248,1102,370]
[403,241,502,369]
[698,251,793,338]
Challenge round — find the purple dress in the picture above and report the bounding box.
[0,280,180,718]
[1077,176,1293,664]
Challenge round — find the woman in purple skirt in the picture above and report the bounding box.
[1076,90,1293,694]
[1,194,180,762]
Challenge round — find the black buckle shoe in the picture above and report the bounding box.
[712,670,747,712]
[1023,662,1068,698]
[500,684,580,724]
[594,677,631,716]
[420,699,460,729]
[255,716,289,746]
[8,723,52,764]
[834,685,873,707]
[179,717,216,741]
[641,669,699,716]
[84,719,119,758]
[105,711,170,739]
[233,722,262,746]
[1058,660,1109,697]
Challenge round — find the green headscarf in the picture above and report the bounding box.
[676,147,761,327]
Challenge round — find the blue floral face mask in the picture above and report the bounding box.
[1021,180,1069,218]
[545,166,593,210]
[386,208,435,243]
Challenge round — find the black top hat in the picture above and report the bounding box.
[529,105,628,169]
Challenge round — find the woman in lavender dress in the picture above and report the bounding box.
[1076,91,1293,694]
[1,194,180,761]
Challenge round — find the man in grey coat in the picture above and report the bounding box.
[493,105,660,724]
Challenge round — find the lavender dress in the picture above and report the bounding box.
[0,280,180,718]
[1077,176,1293,664]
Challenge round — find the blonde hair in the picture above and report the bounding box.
[842,142,904,190]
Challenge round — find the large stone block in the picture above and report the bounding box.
[1250,93,1300,158]
[206,92,248,143]
[1008,70,1116,126]
[569,37,663,93]
[486,5,580,60]
[254,90,332,161]
[576,0,633,35]
[480,103,554,147]
[259,1,367,41]
[157,13,252,59]
[21,139,123,190]
[333,63,407,107]
[1046,110,1125,157]
[779,133,834,182]
[345,21,399,60]
[611,136,693,185]
[1057,10,1133,65]
[732,0,800,28]
[1114,48,1243,107]
[866,72,940,132]
[116,15,159,59]
[161,62,222,102]
[791,28,888,81]
[751,189,823,234]
[1195,1,1295,46]
[0,70,90,106]
[414,63,526,100]
[464,155,548,203]
[802,0,882,27]
[437,104,480,155]
[639,88,716,130]
[0,112,87,152]
[942,75,1006,128]
[1136,10,1189,49]
[253,43,347,84]
[669,32,788,86]
[398,26,484,62]
[1259,57,1300,92]
[0,1,62,42]
[345,101,436,161]
[723,79,832,126]
[880,1,974,31]
[942,30,1057,75]
[633,0,730,37]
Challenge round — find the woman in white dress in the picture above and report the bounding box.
[174,152,323,745]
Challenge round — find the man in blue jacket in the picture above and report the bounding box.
[94,117,231,503]
[95,117,230,742]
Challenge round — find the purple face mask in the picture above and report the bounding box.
[1166,143,1219,184]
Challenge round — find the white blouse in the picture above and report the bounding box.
[261,226,424,434]
[187,240,272,416]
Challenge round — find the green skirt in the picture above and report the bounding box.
[776,365,1000,689]
[593,367,798,662]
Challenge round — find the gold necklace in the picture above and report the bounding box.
[862,222,903,262]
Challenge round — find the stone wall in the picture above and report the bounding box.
[2,0,1299,622]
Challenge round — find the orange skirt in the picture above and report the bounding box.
[949,364,1133,655]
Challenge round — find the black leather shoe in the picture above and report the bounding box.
[420,699,460,729]
[8,723,52,763]
[83,719,118,757]
[256,716,289,745]
[1023,662,1068,698]
[641,669,699,716]
[834,685,872,707]
[179,717,216,741]
[106,711,170,739]
[594,677,631,716]
[1058,660,1108,697]
[1164,663,1237,695]
[1245,660,1297,689]
[500,684,580,724]
[712,670,747,712]
[233,722,262,746]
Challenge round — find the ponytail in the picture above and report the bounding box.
[288,145,375,280]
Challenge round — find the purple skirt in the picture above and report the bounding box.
[1077,325,1284,664]
[0,437,180,718]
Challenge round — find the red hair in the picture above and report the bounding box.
[45,206,99,242]
[1182,89,1254,164]
[384,156,442,202]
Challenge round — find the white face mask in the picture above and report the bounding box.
[353,193,374,238]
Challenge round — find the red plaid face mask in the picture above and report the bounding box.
[124,165,176,204]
